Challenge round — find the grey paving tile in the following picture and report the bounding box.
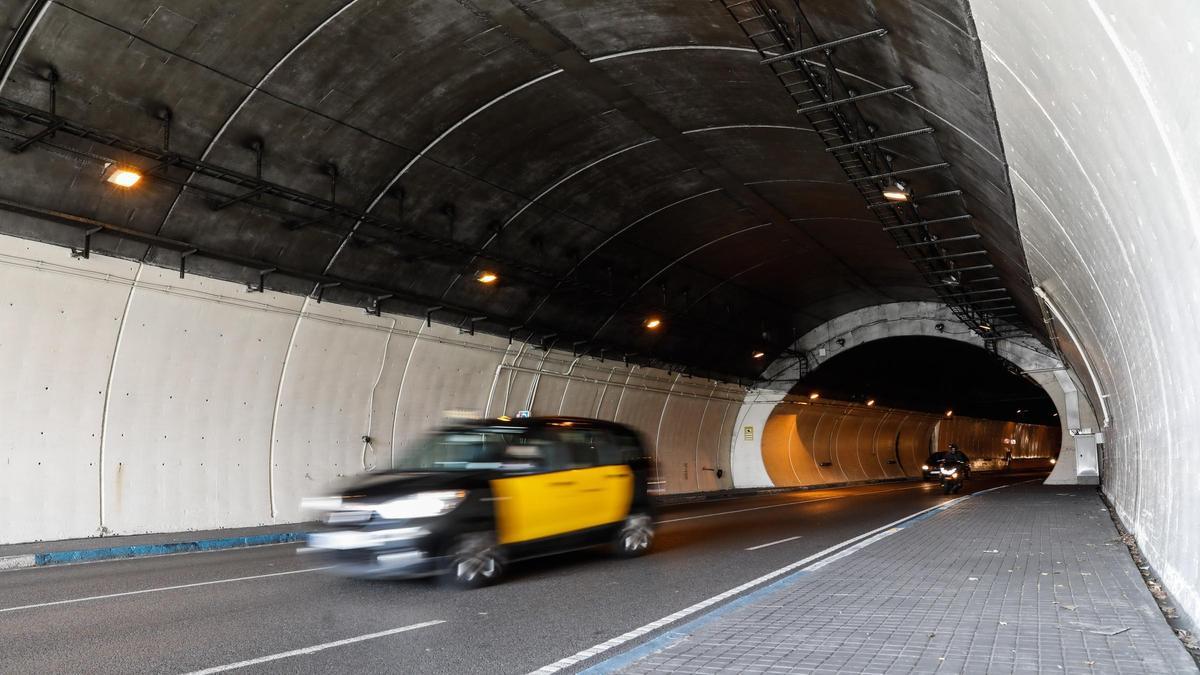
[618,484,1196,675]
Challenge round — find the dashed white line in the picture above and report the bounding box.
[745,536,801,551]
[0,566,333,614]
[180,620,445,674]
[658,484,923,524]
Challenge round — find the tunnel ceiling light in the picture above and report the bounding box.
[866,399,876,407]
[881,180,910,202]
[809,392,820,400]
[945,409,953,417]
[752,350,765,359]
[104,165,142,188]
[475,270,498,284]
[644,317,662,329]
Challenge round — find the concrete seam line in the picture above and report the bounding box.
[0,566,334,614]
[529,497,967,674]
[179,620,445,675]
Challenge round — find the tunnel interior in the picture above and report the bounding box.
[0,0,1197,630]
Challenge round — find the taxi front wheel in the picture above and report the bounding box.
[446,532,504,589]
[613,512,654,558]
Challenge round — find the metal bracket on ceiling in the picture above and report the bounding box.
[10,120,63,153]
[214,140,266,211]
[178,248,198,278]
[911,250,988,263]
[247,267,276,293]
[507,325,524,345]
[365,294,393,317]
[943,287,1008,298]
[623,352,636,368]
[933,263,994,275]
[848,162,950,184]
[896,233,981,249]
[867,188,963,209]
[69,226,102,259]
[156,107,172,151]
[880,214,973,232]
[572,340,588,358]
[538,333,558,351]
[825,127,933,153]
[796,84,912,115]
[458,316,486,336]
[312,281,341,304]
[425,305,443,328]
[760,28,888,65]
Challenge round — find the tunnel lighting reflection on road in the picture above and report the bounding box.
[644,317,662,329]
[808,392,820,400]
[752,350,765,359]
[104,166,142,188]
[475,270,498,284]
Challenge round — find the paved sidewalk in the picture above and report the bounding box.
[613,484,1196,674]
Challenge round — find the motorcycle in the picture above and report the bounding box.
[936,460,967,494]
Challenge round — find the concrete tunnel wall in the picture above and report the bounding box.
[749,399,1058,489]
[971,0,1200,623]
[0,233,743,545]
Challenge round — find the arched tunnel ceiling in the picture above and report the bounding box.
[0,0,1043,380]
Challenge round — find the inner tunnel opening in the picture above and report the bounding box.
[759,336,1061,489]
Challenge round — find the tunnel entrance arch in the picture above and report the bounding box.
[732,302,1099,489]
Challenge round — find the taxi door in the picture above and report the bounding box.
[570,430,633,530]
[490,443,585,544]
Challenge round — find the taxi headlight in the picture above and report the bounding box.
[375,490,466,519]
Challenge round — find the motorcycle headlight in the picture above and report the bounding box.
[940,467,958,476]
[375,490,466,519]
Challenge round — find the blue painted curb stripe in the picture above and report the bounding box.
[31,532,311,566]
[580,498,967,674]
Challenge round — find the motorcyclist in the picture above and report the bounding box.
[947,443,971,478]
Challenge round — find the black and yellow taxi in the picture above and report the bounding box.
[302,417,656,587]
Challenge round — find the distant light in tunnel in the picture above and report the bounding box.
[945,409,954,417]
[104,167,142,188]
[1050,458,1057,465]
[808,392,820,400]
[882,180,910,202]
[644,317,662,329]
[475,270,499,284]
[866,399,876,407]
[752,350,765,359]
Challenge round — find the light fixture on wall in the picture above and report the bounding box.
[475,270,499,284]
[881,180,910,202]
[644,317,662,329]
[866,399,876,407]
[752,350,765,359]
[809,392,820,400]
[945,409,954,417]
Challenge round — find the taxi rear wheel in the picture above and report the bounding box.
[446,533,503,589]
[613,512,654,558]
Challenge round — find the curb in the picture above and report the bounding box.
[0,532,311,571]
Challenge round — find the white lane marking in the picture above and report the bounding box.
[529,498,961,674]
[658,485,923,524]
[181,620,445,675]
[0,566,333,614]
[745,536,801,551]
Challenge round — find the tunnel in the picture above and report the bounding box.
[0,0,1198,671]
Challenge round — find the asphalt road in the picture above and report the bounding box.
[0,474,1042,674]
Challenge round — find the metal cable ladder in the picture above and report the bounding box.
[718,0,1025,339]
